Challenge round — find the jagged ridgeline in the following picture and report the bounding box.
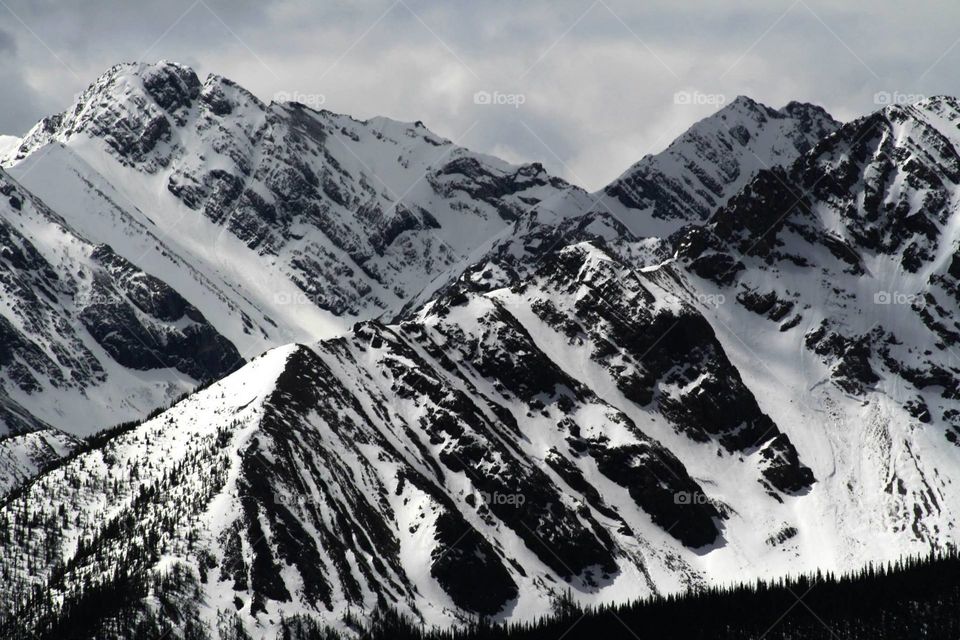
[3,552,957,639]
[0,61,839,438]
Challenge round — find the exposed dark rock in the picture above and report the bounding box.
[758,434,815,494]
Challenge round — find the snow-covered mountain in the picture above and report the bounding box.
[0,164,240,436]
[0,63,830,441]
[0,63,821,443]
[597,96,839,238]
[403,95,843,309]
[670,96,960,557]
[0,61,591,439]
[4,61,584,324]
[3,60,959,640]
[5,227,956,638]
[0,242,821,638]
[0,428,77,496]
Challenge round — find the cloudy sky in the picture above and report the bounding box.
[0,0,956,190]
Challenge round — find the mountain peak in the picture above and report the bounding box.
[725,94,765,112]
[719,95,839,130]
[597,93,841,236]
[87,60,202,109]
[779,99,833,119]
[200,71,266,115]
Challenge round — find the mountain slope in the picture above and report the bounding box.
[398,96,843,311]
[0,240,831,637]
[22,236,939,640]
[0,136,19,160]
[0,428,77,496]
[670,96,960,559]
[4,61,585,323]
[0,60,596,443]
[0,166,241,436]
[1,65,840,341]
[596,96,840,237]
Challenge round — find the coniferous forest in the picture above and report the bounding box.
[358,551,960,640]
[3,550,957,639]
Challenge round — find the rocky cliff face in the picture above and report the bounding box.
[669,97,960,560]
[0,166,241,436]
[8,62,582,319]
[597,95,840,237]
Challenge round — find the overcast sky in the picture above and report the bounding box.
[0,1,956,190]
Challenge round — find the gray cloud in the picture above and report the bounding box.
[0,0,956,189]
[0,28,16,53]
